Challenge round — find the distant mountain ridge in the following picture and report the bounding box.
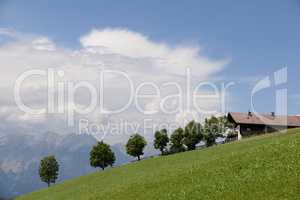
[0,132,134,199]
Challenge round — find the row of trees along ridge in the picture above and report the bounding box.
[38,116,235,186]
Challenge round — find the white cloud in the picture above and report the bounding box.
[32,37,56,51]
[0,28,230,143]
[0,28,19,38]
[80,28,229,77]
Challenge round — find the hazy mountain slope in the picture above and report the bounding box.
[0,132,132,199]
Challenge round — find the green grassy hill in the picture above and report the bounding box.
[18,129,300,200]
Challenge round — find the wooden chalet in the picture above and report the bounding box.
[227,112,300,140]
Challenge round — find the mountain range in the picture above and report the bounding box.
[0,132,157,199]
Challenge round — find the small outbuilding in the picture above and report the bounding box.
[227,112,300,140]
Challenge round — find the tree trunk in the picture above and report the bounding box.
[137,155,140,161]
[47,182,50,187]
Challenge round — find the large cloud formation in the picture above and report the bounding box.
[0,28,229,143]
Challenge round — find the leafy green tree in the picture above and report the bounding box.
[39,155,59,187]
[205,116,234,136]
[183,121,203,150]
[154,129,169,155]
[126,134,147,161]
[218,116,231,129]
[170,127,185,153]
[203,116,233,146]
[204,132,217,147]
[203,117,218,146]
[90,141,116,170]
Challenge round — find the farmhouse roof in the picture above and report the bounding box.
[228,112,300,127]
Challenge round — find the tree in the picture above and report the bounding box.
[204,116,227,147]
[183,121,203,150]
[90,141,116,170]
[154,129,169,155]
[126,134,147,161]
[203,117,218,147]
[205,116,233,136]
[203,116,230,147]
[170,127,185,153]
[39,155,59,187]
[204,131,217,147]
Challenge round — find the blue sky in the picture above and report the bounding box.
[0,0,299,125]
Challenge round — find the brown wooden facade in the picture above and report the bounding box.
[227,112,300,139]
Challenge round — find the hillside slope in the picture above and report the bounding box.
[18,129,300,200]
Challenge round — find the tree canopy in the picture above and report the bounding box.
[183,120,203,150]
[154,129,169,155]
[203,116,233,146]
[170,127,185,153]
[126,134,147,161]
[39,155,59,187]
[90,141,116,170]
